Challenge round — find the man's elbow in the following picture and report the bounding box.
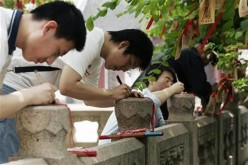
[59,83,72,96]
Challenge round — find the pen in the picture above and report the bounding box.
[67,147,97,157]
[99,131,163,139]
[116,75,122,84]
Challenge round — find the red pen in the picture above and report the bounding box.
[67,147,97,157]
[99,131,163,139]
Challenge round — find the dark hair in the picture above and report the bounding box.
[131,62,177,89]
[30,1,86,51]
[150,64,177,84]
[108,29,154,70]
[205,50,219,66]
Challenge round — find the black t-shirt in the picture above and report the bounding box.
[168,47,212,101]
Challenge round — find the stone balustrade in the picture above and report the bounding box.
[3,94,248,165]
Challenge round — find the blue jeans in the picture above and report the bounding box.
[0,84,19,164]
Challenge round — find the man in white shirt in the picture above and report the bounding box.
[4,27,154,104]
[0,1,86,163]
[2,26,153,163]
[98,66,184,145]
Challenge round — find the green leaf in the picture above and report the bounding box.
[98,7,108,17]
[222,8,235,21]
[158,0,165,6]
[130,0,138,6]
[149,0,157,11]
[148,69,161,75]
[222,20,233,31]
[86,17,94,31]
[147,76,156,82]
[241,19,248,30]
[235,31,243,39]
[245,31,248,42]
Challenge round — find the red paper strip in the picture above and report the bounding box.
[146,18,154,29]
[200,12,223,51]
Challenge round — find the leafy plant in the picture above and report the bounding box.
[88,0,247,94]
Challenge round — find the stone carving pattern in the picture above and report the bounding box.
[160,143,184,165]
[241,123,248,147]
[198,131,215,165]
[223,119,234,160]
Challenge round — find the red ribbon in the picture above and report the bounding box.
[150,101,155,132]
[118,128,147,135]
[146,18,154,30]
[55,101,74,146]
[182,19,194,36]
[17,0,23,10]
[219,84,233,112]
[200,12,223,51]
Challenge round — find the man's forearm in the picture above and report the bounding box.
[0,91,30,118]
[60,82,112,101]
[153,87,175,104]
[84,100,115,107]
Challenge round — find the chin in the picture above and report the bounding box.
[23,55,35,63]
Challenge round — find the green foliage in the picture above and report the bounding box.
[233,77,248,95]
[89,0,247,92]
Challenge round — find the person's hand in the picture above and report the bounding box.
[109,84,132,100]
[170,82,184,94]
[22,83,57,105]
[129,91,144,98]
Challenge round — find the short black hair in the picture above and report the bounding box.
[131,59,177,89]
[149,64,177,84]
[31,1,86,51]
[108,29,154,70]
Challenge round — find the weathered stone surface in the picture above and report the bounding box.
[12,105,79,165]
[115,97,153,131]
[168,115,218,165]
[216,111,235,165]
[144,123,190,165]
[15,106,70,158]
[237,106,248,165]
[167,94,195,120]
[196,116,218,165]
[2,158,48,165]
[79,138,145,165]
[70,105,113,147]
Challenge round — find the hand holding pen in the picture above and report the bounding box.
[32,70,57,105]
[115,75,143,98]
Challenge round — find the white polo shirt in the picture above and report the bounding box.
[0,7,22,90]
[4,27,105,90]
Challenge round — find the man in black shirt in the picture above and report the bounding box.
[133,45,218,119]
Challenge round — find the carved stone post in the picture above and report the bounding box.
[12,105,78,165]
[115,98,153,131]
[167,94,195,120]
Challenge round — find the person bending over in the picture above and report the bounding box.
[98,66,184,145]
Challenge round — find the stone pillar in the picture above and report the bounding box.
[12,105,79,165]
[167,94,195,120]
[167,94,218,165]
[115,97,153,131]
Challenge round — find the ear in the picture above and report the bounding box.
[118,41,129,49]
[43,21,57,36]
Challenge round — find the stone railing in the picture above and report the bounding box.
[3,94,248,165]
